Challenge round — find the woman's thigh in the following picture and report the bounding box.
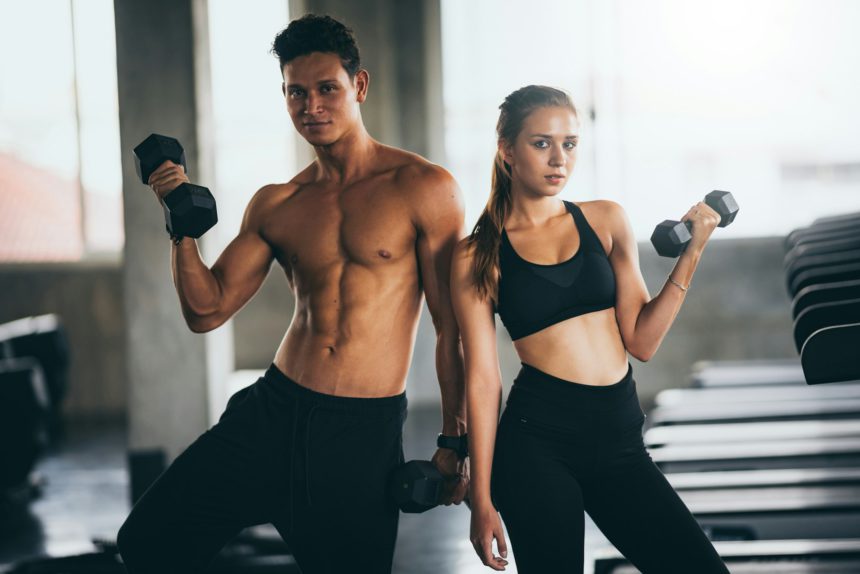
[582,454,728,574]
[493,416,589,574]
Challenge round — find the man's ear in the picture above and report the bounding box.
[281,81,286,96]
[354,69,370,103]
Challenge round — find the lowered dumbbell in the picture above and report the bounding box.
[388,460,446,513]
[389,440,470,514]
[133,134,217,239]
[651,190,739,258]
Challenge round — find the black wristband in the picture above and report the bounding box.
[437,433,468,459]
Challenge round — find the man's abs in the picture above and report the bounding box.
[273,281,424,398]
[261,154,430,398]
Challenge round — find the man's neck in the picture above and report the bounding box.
[313,124,379,185]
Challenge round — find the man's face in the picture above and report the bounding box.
[281,52,367,146]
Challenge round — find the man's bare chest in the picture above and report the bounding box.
[263,186,418,275]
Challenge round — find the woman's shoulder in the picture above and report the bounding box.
[453,235,478,265]
[575,199,628,227]
[572,198,624,214]
[574,199,628,255]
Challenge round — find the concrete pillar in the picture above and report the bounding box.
[392,0,444,162]
[114,0,227,475]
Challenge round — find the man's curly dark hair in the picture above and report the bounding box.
[271,14,361,78]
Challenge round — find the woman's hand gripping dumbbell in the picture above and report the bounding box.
[650,190,739,257]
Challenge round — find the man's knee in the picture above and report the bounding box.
[117,515,138,562]
[117,512,155,572]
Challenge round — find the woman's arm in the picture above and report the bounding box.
[450,238,509,570]
[607,200,720,361]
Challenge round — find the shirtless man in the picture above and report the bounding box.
[117,14,468,574]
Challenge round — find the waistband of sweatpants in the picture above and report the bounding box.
[261,363,407,416]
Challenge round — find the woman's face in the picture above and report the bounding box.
[502,106,579,197]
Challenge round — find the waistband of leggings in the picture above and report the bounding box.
[512,362,635,401]
[262,363,407,415]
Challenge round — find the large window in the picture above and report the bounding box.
[0,0,122,261]
[0,0,297,262]
[442,0,860,239]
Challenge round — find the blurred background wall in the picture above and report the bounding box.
[0,0,856,434]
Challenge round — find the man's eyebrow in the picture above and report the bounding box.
[286,78,339,89]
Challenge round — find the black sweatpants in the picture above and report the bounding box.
[117,365,407,574]
[491,363,729,574]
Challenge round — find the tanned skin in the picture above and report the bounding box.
[146,51,469,502]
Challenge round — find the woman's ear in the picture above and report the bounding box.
[498,139,514,167]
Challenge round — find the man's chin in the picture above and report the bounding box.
[302,133,338,147]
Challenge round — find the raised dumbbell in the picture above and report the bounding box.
[133,134,218,239]
[650,190,739,258]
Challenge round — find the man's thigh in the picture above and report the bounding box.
[118,383,284,573]
[275,407,404,574]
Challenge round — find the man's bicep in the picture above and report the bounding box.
[211,231,274,310]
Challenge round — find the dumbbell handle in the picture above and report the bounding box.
[672,193,738,230]
[651,191,738,258]
[664,201,736,246]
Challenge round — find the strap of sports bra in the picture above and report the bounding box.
[565,201,605,255]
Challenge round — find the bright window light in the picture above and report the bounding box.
[441,0,860,239]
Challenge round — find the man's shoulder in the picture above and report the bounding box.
[379,150,459,210]
[251,164,317,206]
[243,171,315,227]
[374,147,463,229]
[376,146,453,189]
[248,181,298,211]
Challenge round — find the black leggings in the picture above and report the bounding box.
[117,365,407,574]
[491,363,728,574]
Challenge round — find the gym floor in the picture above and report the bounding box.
[0,405,612,574]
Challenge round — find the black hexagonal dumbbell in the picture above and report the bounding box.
[388,459,472,514]
[133,134,218,239]
[650,190,739,258]
[388,460,445,513]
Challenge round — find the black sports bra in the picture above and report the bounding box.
[496,201,617,340]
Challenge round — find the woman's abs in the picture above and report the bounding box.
[512,308,629,386]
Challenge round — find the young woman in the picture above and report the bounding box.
[450,85,729,573]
